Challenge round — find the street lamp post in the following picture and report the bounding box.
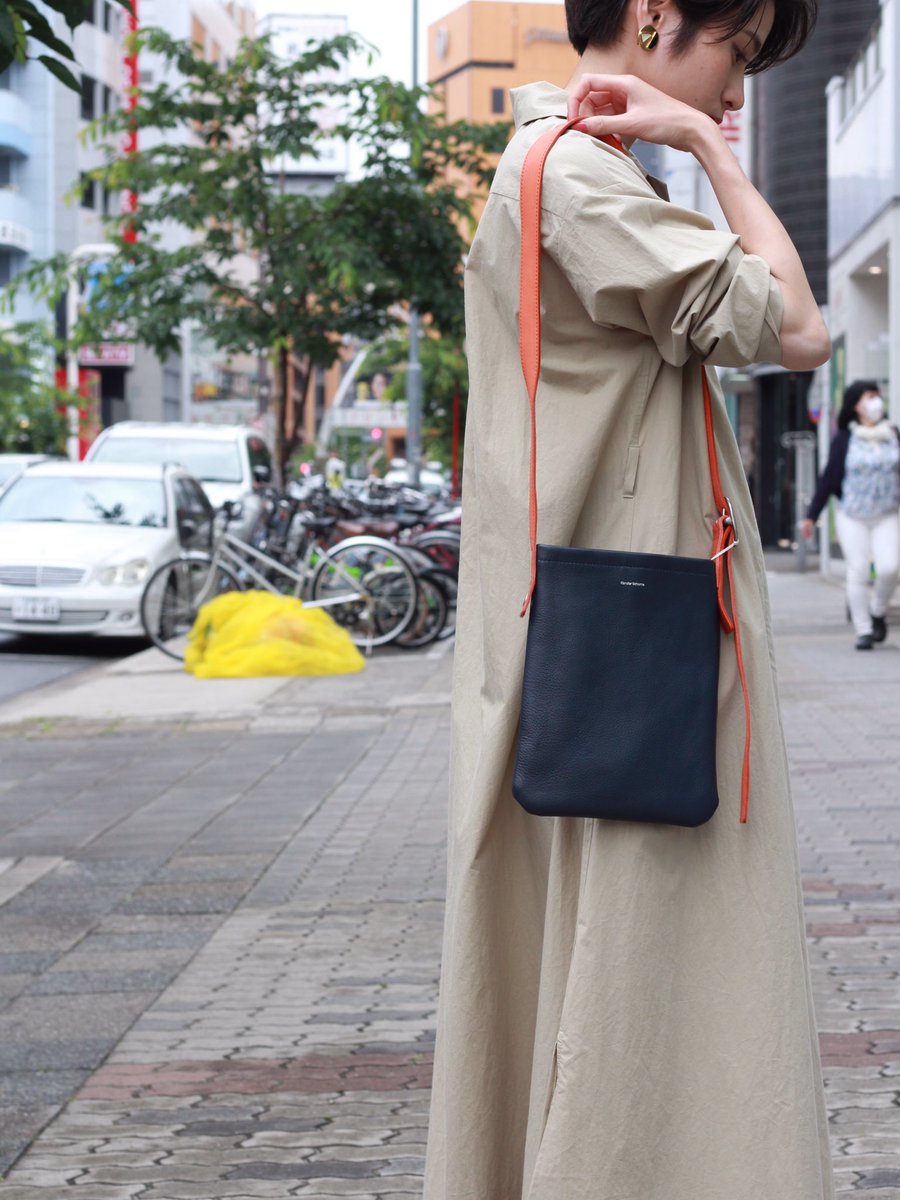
[65,242,117,461]
[180,319,193,424]
[406,0,423,488]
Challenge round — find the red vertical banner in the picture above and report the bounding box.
[123,0,139,243]
[451,383,460,499]
[56,369,101,460]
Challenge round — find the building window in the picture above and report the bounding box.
[80,74,96,120]
[80,173,96,209]
[491,87,505,115]
[102,84,116,114]
[103,1,116,33]
[82,0,95,25]
[0,158,14,188]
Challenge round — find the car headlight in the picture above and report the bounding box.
[98,558,151,587]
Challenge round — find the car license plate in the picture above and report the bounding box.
[11,597,61,622]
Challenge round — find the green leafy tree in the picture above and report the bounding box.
[8,28,508,476]
[362,333,468,469]
[0,322,68,452]
[0,0,133,91]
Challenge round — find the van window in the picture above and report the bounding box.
[92,437,243,483]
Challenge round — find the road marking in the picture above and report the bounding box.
[0,857,64,907]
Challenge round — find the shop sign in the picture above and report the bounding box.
[78,343,136,367]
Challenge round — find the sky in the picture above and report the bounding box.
[253,0,557,86]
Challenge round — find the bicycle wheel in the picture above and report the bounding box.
[309,538,417,647]
[409,530,460,576]
[140,556,242,661]
[393,572,449,650]
[422,567,458,641]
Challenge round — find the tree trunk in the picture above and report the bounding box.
[284,353,312,466]
[271,348,315,485]
[273,344,288,490]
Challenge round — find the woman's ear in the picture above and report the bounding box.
[637,0,674,35]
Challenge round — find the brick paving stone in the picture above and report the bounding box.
[1,583,899,1195]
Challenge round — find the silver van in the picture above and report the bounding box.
[85,422,273,533]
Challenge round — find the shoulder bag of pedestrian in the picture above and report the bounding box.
[512,120,751,827]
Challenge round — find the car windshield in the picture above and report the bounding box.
[0,476,167,527]
[91,437,243,483]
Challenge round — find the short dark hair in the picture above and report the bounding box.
[565,0,817,74]
[837,379,881,430]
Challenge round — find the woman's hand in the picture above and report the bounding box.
[567,74,714,154]
[799,519,815,541]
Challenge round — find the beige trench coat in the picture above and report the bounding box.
[423,83,834,1200]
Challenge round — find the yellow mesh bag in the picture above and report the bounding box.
[184,590,366,678]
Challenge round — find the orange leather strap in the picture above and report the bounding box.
[518,119,752,823]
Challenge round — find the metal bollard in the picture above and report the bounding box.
[781,431,817,573]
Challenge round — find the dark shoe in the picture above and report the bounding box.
[856,634,875,651]
[871,614,887,643]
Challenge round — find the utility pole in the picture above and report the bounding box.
[180,320,193,423]
[405,0,423,488]
[65,242,117,461]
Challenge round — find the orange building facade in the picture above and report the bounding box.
[427,1,577,123]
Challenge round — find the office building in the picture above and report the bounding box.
[428,1,576,122]
[827,1,896,411]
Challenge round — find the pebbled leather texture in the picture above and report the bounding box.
[513,544,721,827]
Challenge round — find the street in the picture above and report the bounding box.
[0,634,136,705]
[0,572,897,1198]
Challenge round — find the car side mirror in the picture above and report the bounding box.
[253,463,272,484]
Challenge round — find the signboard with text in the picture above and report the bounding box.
[78,343,136,367]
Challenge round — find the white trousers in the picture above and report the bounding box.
[835,508,900,636]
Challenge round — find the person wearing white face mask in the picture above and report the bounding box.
[802,379,900,650]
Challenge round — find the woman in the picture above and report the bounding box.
[423,1,833,1198]
[801,380,900,650]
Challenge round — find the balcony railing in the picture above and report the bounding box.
[0,187,33,251]
[0,89,31,157]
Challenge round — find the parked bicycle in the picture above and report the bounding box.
[294,479,461,577]
[140,503,419,660]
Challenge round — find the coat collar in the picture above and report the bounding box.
[509,80,670,202]
[511,81,570,130]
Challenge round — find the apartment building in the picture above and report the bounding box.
[0,0,254,432]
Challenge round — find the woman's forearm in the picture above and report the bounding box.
[688,122,830,370]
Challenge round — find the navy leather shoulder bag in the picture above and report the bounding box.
[511,119,752,827]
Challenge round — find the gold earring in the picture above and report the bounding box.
[637,23,660,50]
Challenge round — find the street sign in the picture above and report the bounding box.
[78,343,136,367]
[330,403,407,430]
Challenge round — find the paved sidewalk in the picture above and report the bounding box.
[0,570,898,1198]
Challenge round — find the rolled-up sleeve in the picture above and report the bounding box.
[553,182,784,369]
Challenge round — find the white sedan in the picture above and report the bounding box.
[0,462,214,638]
